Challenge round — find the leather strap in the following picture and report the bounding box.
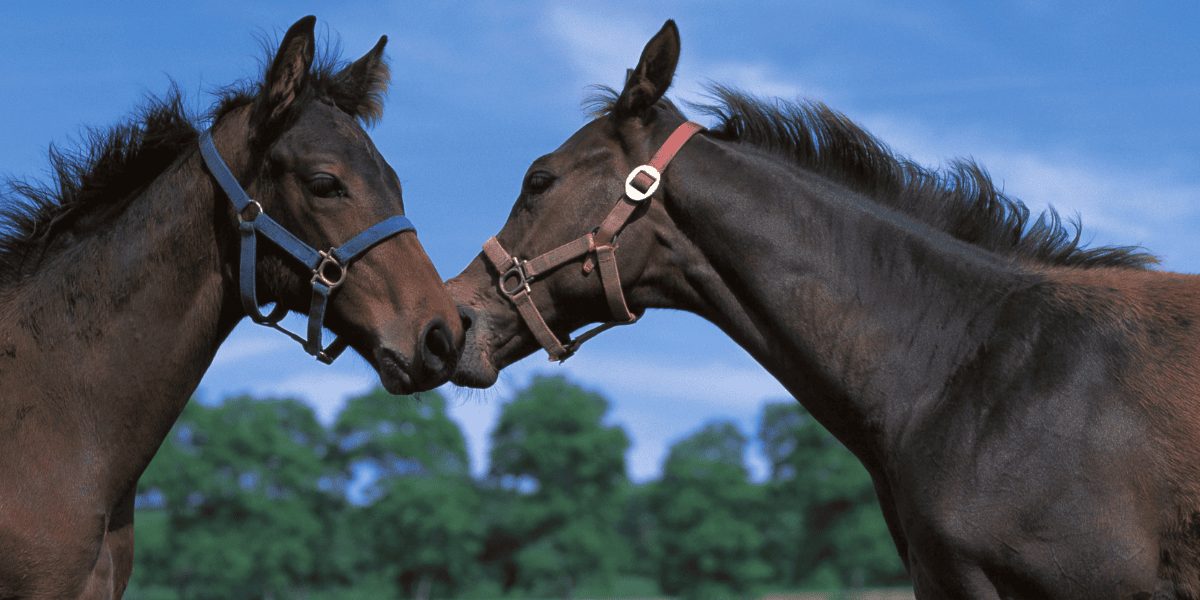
[650,121,706,172]
[594,245,631,321]
[482,237,570,357]
[594,120,705,248]
[332,215,414,263]
[200,129,415,364]
[485,121,704,361]
[523,235,595,279]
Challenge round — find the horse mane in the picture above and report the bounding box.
[588,85,1157,270]
[0,44,385,286]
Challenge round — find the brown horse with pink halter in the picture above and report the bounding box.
[450,19,1200,599]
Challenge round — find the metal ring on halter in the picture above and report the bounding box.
[624,165,661,202]
[499,258,531,297]
[312,249,348,289]
[239,200,264,223]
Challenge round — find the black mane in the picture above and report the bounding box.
[0,45,385,286]
[0,91,197,284]
[590,85,1156,270]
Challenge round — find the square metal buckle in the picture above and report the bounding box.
[624,164,661,202]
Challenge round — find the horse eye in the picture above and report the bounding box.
[307,174,345,199]
[523,170,556,195]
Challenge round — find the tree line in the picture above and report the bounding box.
[128,375,908,599]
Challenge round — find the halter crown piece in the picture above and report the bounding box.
[199,129,415,364]
[483,120,705,362]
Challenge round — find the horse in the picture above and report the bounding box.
[0,16,462,599]
[448,20,1200,598]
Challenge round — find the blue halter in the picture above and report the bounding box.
[199,129,415,364]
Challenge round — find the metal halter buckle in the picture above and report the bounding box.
[312,249,347,289]
[499,257,531,297]
[238,199,264,223]
[624,165,661,202]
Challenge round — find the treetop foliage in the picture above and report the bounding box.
[129,376,908,599]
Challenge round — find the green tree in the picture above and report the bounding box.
[332,388,482,600]
[484,375,630,598]
[758,401,907,589]
[134,396,338,599]
[651,421,770,599]
[615,481,660,580]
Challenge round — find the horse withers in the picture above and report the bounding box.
[0,16,461,598]
[449,20,1200,598]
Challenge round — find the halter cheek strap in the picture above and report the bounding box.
[200,129,415,364]
[484,120,704,362]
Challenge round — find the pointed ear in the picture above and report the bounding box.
[252,15,317,135]
[331,35,390,125]
[614,20,680,120]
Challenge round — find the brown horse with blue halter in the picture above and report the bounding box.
[450,20,1200,598]
[199,129,415,363]
[0,16,461,598]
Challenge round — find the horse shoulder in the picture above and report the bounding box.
[889,270,1182,595]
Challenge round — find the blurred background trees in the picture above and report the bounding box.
[482,376,630,598]
[757,402,907,591]
[650,421,769,599]
[128,375,909,599]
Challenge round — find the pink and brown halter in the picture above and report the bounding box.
[483,120,704,361]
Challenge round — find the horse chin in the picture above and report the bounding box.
[372,347,417,394]
[450,325,500,389]
[450,353,499,389]
[451,361,498,389]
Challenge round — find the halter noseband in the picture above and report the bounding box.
[199,129,415,364]
[483,121,704,362]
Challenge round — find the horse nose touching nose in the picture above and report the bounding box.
[416,317,457,383]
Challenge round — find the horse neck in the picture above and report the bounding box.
[0,133,242,499]
[638,136,1033,464]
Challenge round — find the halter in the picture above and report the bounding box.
[483,120,704,362]
[199,129,415,364]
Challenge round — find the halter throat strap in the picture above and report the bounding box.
[484,120,704,361]
[199,129,415,364]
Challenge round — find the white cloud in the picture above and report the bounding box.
[209,328,290,369]
[221,370,377,425]
[541,5,651,92]
[555,354,787,409]
[691,61,808,101]
[541,5,819,107]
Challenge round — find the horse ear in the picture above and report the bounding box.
[331,35,390,125]
[614,20,680,120]
[252,15,317,136]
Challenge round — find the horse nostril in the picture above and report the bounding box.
[419,318,456,381]
[458,305,476,334]
[427,321,451,358]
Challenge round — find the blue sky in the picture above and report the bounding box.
[2,2,1198,481]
